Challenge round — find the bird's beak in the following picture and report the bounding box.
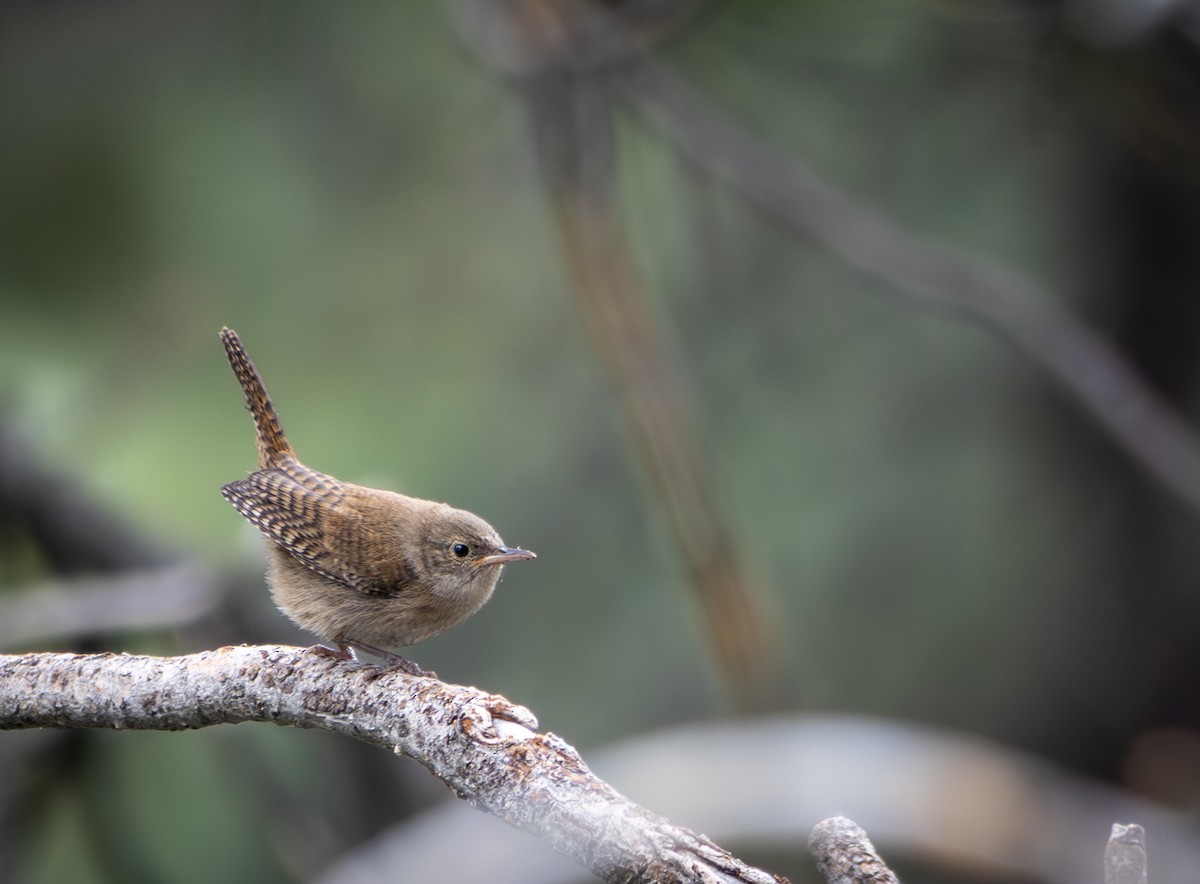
[476,547,537,567]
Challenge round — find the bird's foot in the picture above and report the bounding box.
[345,640,436,678]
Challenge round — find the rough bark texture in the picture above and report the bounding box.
[809,816,900,884]
[0,645,784,884]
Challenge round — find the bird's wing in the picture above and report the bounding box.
[221,461,410,596]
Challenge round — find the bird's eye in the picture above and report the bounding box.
[451,542,470,558]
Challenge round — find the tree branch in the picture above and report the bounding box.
[619,58,1200,516]
[453,0,782,703]
[809,816,900,884]
[1106,823,1148,884]
[454,0,1200,516]
[521,65,780,704]
[0,414,168,572]
[0,646,785,884]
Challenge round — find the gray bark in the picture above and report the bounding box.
[0,645,783,884]
[1106,823,1148,884]
[809,816,900,884]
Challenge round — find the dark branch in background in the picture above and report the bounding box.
[454,0,782,704]
[449,1,1200,718]
[0,647,785,884]
[0,413,192,882]
[531,77,780,700]
[618,59,1200,517]
[460,0,1200,515]
[0,415,168,573]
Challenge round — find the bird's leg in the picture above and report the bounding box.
[346,640,436,678]
[306,642,357,661]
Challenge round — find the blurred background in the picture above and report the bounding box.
[4,0,1200,881]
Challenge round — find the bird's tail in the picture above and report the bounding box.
[220,327,295,469]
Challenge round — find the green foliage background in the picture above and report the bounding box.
[4,2,1200,881]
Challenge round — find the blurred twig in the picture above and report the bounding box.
[619,58,1200,516]
[533,77,780,698]
[0,413,182,883]
[809,816,900,884]
[455,0,782,704]
[0,415,168,573]
[0,565,223,650]
[0,646,786,884]
[454,3,1200,718]
[1106,823,1149,884]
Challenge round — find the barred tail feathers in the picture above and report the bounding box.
[220,327,295,468]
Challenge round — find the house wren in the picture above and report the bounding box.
[219,327,534,670]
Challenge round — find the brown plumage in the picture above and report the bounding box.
[218,327,534,663]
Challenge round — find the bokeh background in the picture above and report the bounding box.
[4,1,1200,881]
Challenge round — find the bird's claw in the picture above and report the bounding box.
[342,640,436,678]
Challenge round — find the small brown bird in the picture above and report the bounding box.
[219,327,534,671]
